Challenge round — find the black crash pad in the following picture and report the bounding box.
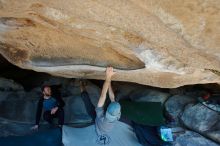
[120,100,165,126]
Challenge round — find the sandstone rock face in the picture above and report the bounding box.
[0,0,220,88]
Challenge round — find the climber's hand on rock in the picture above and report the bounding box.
[106,67,116,80]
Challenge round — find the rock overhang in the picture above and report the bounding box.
[0,0,220,88]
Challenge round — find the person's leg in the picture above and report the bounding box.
[80,81,96,121]
[81,91,96,121]
[43,111,53,124]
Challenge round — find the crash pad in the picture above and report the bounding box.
[120,100,165,126]
[0,128,62,146]
[62,121,141,146]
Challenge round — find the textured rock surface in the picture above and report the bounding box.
[0,78,26,102]
[113,82,170,103]
[0,0,220,88]
[0,78,100,124]
[0,78,24,91]
[165,95,195,125]
[207,131,220,144]
[181,103,220,144]
[173,131,219,146]
[181,103,220,132]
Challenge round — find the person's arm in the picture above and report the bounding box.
[31,98,43,130]
[108,82,115,102]
[97,78,111,108]
[97,67,116,108]
[51,98,61,115]
[51,97,65,114]
[35,98,43,125]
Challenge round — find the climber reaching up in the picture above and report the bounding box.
[80,67,121,135]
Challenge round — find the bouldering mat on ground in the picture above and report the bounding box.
[120,100,165,126]
[0,128,62,146]
[62,121,141,146]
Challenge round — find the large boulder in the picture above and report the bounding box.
[180,103,220,144]
[165,95,195,125]
[0,78,24,91]
[66,79,101,106]
[0,78,26,101]
[0,0,220,88]
[173,131,219,146]
[25,87,42,99]
[63,95,91,124]
[114,82,170,103]
[181,103,220,132]
[0,99,37,123]
[64,79,101,123]
[0,79,100,124]
[0,91,27,102]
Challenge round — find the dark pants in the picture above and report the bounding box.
[132,122,171,146]
[43,108,64,125]
[81,91,96,121]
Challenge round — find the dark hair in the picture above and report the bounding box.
[41,85,51,92]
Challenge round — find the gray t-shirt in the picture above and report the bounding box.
[95,107,116,135]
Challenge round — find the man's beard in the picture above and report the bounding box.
[44,93,51,96]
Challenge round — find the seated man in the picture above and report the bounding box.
[80,67,121,135]
[31,85,65,130]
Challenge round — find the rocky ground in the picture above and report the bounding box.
[0,76,220,146]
